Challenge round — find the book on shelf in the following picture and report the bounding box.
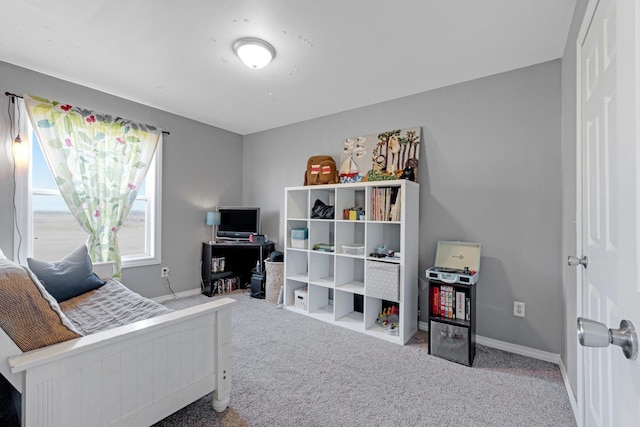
[202,276,240,297]
[433,284,468,321]
[456,291,466,320]
[211,276,239,295]
[371,187,402,221]
[312,243,335,252]
[439,284,454,319]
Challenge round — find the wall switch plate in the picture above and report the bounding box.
[513,301,525,317]
[161,267,169,278]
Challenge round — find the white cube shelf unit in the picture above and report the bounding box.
[283,179,419,344]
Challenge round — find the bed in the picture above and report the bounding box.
[0,249,235,426]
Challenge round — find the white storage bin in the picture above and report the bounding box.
[291,238,308,249]
[291,228,309,249]
[342,244,364,255]
[366,261,400,301]
[294,288,308,311]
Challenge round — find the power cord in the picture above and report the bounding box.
[165,276,176,299]
[199,260,205,292]
[7,95,23,264]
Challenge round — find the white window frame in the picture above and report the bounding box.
[13,99,162,268]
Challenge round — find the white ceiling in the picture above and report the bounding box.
[1,0,577,135]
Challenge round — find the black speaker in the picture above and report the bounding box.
[201,243,213,294]
[251,273,265,299]
[354,294,364,313]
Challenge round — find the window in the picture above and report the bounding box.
[15,103,162,267]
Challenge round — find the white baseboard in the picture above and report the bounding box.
[476,335,561,364]
[152,287,201,303]
[558,356,578,422]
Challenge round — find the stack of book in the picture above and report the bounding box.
[371,187,402,221]
[213,276,239,295]
[432,285,470,321]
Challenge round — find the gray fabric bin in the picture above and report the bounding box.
[366,261,399,301]
[430,321,471,365]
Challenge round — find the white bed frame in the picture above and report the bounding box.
[0,262,236,426]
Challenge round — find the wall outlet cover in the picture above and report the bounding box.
[161,267,169,278]
[513,301,525,317]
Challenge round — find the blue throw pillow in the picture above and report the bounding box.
[27,245,106,302]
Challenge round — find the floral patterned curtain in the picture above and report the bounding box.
[24,95,161,278]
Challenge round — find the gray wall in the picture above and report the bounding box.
[560,0,588,399]
[0,61,244,298]
[0,52,573,358]
[243,60,564,353]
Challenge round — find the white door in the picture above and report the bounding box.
[576,0,640,426]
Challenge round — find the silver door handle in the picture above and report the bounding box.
[577,317,638,360]
[568,255,588,268]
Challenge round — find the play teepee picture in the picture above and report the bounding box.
[339,127,421,183]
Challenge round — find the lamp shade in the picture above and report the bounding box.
[206,211,221,226]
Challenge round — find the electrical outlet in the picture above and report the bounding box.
[513,301,525,317]
[161,267,169,278]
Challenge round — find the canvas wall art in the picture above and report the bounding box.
[339,127,421,183]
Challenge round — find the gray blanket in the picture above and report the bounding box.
[59,279,173,335]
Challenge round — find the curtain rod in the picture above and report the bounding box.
[5,91,170,135]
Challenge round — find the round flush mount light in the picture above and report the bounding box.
[233,37,276,69]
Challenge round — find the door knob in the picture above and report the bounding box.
[577,318,638,360]
[568,255,588,268]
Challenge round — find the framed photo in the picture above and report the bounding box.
[339,127,421,183]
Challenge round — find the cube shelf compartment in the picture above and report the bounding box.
[283,180,419,344]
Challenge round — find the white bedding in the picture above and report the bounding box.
[59,278,173,335]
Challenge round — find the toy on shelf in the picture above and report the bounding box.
[376,305,399,335]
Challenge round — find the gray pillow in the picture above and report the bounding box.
[27,245,105,302]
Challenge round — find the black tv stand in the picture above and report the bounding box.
[201,240,275,292]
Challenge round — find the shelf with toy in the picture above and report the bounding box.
[364,297,403,342]
[365,222,400,259]
[335,186,366,221]
[375,304,400,336]
[283,179,418,344]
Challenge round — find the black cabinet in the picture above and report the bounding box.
[201,241,275,295]
[427,280,476,366]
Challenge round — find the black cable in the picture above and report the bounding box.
[7,95,23,264]
[165,276,176,299]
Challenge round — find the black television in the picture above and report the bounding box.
[216,206,260,241]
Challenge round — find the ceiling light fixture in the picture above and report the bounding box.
[233,37,276,69]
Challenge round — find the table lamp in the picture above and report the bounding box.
[206,211,221,243]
